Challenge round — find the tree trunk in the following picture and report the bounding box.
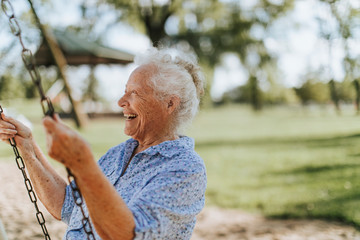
[353,79,360,114]
[329,79,340,114]
[249,75,261,111]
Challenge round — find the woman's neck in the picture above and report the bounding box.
[135,132,179,154]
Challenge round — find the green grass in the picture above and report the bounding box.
[2,100,360,227]
[191,104,360,227]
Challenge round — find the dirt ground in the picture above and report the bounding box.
[0,161,359,240]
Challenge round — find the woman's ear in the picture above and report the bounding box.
[167,95,180,114]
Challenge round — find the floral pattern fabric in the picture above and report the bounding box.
[61,136,207,240]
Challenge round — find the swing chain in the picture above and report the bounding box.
[1,0,95,238]
[0,105,51,240]
[67,168,96,240]
[1,0,54,117]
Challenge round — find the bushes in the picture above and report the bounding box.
[217,78,358,108]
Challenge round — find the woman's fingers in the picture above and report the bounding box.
[0,113,17,142]
[42,114,91,170]
[43,116,65,160]
[53,113,62,123]
[0,128,17,135]
[0,121,16,130]
[0,114,16,129]
[0,133,16,142]
[43,114,63,131]
[1,113,15,125]
[42,116,56,130]
[1,113,32,140]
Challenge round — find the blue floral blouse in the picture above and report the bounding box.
[61,136,207,239]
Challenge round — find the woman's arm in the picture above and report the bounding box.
[0,113,67,220]
[43,115,135,239]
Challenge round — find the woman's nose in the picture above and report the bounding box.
[118,95,128,108]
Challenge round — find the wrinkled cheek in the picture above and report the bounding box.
[123,117,144,137]
[135,116,147,137]
[133,102,151,136]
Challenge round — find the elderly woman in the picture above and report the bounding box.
[0,48,206,239]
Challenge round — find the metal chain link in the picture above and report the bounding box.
[0,105,51,240]
[1,0,95,239]
[67,168,95,239]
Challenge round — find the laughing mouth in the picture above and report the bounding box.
[124,114,137,120]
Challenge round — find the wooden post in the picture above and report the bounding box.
[28,1,87,128]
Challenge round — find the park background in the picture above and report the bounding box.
[0,0,360,239]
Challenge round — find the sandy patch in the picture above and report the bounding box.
[0,161,359,240]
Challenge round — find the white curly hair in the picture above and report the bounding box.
[134,47,205,134]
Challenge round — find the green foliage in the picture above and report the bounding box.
[294,80,330,105]
[318,0,360,89]
[98,0,183,44]
[0,73,26,100]
[293,78,356,106]
[2,0,358,108]
[219,76,358,109]
[221,77,263,108]
[337,79,355,103]
[172,1,295,67]
[220,79,298,106]
[98,0,296,109]
[0,69,56,100]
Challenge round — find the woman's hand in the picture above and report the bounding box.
[0,113,34,152]
[0,113,17,142]
[42,114,94,173]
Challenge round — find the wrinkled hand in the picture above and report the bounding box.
[0,113,33,150]
[0,113,17,141]
[43,114,93,172]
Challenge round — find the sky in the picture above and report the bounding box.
[1,0,359,102]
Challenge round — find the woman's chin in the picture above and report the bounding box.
[124,126,139,139]
[124,128,132,137]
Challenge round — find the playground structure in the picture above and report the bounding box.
[1,0,134,238]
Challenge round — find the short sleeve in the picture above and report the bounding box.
[61,183,75,225]
[129,169,206,240]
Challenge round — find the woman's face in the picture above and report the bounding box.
[118,65,170,142]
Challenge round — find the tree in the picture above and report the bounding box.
[293,79,330,105]
[96,0,182,46]
[93,0,295,109]
[318,0,360,111]
[2,0,297,109]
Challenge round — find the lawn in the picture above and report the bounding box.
[1,100,360,227]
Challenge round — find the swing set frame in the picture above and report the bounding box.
[1,0,94,239]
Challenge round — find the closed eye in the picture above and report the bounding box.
[124,90,137,95]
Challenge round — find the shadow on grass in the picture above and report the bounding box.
[275,163,360,174]
[195,133,360,149]
[202,132,360,228]
[268,191,360,229]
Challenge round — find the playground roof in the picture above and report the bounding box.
[34,29,134,66]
